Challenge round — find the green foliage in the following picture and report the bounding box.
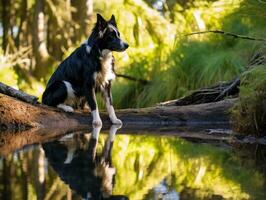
[0,48,47,98]
[107,0,258,108]
[0,59,18,88]
[131,38,247,108]
[232,65,266,136]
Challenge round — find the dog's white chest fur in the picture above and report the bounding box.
[94,49,115,86]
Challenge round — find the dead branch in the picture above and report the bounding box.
[0,82,38,104]
[115,73,149,84]
[185,30,266,42]
[159,79,239,106]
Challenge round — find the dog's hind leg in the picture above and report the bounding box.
[42,81,75,112]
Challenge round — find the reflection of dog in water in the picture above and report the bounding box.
[42,125,128,200]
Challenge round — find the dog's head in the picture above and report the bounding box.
[95,14,129,52]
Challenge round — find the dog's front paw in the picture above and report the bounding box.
[111,118,123,125]
[92,119,102,127]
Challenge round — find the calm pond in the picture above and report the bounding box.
[0,125,265,200]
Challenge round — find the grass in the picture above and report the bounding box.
[232,65,266,136]
[112,37,248,108]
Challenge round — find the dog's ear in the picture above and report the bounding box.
[109,14,117,27]
[96,13,107,31]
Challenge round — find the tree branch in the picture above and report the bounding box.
[115,73,149,84]
[0,82,38,104]
[185,30,266,42]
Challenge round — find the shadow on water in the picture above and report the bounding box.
[0,125,266,200]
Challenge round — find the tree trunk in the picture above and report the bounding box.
[32,0,53,80]
[1,0,11,52]
[15,0,28,48]
[46,0,73,60]
[71,0,93,41]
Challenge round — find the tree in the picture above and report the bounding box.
[71,0,93,41]
[1,0,11,52]
[32,0,54,80]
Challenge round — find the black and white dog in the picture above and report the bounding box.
[42,14,128,126]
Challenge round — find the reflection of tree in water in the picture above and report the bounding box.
[111,135,266,200]
[234,144,266,181]
[42,125,128,200]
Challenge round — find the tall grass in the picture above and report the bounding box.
[232,65,266,136]
[108,0,261,108]
[113,36,251,108]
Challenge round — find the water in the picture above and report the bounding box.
[0,125,265,200]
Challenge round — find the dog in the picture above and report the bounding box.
[42,14,129,126]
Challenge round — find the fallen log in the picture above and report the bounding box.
[159,79,239,106]
[0,92,236,131]
[0,82,38,104]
